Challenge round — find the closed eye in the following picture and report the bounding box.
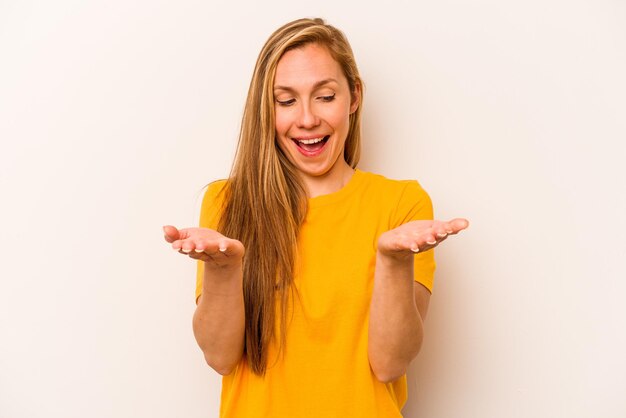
[276,98,296,106]
[319,94,335,102]
[276,99,295,106]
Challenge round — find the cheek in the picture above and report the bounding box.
[329,98,352,123]
[274,114,291,152]
[274,109,290,136]
[325,107,351,132]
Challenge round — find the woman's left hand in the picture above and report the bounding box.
[377,218,469,261]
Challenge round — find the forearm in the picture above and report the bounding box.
[192,263,245,375]
[368,253,423,383]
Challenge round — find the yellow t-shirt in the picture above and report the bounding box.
[196,169,435,418]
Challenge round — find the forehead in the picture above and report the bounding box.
[274,43,346,89]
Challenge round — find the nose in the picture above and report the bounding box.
[296,102,320,129]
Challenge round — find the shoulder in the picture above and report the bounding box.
[201,179,230,205]
[357,170,430,201]
[205,179,228,195]
[356,170,433,224]
[199,179,229,228]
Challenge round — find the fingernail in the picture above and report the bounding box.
[182,248,191,253]
[446,230,453,234]
[194,248,204,253]
[219,246,227,252]
[437,233,447,238]
[411,246,420,253]
[426,240,437,245]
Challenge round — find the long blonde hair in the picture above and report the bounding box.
[218,17,363,375]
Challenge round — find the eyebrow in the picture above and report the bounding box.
[273,78,339,92]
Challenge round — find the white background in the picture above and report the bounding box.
[1,1,625,417]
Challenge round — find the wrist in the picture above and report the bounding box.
[203,263,243,292]
[376,250,414,267]
[375,251,414,281]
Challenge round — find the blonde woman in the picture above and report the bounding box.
[163,17,468,418]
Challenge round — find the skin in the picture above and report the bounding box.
[164,43,469,380]
[273,43,359,198]
[369,218,469,382]
[163,225,245,375]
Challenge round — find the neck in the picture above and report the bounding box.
[302,161,354,198]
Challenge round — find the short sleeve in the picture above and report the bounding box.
[392,180,436,293]
[195,180,228,302]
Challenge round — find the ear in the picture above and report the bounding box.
[349,81,361,114]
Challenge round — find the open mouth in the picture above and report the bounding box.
[292,135,330,153]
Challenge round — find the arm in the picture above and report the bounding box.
[368,218,468,383]
[164,225,245,375]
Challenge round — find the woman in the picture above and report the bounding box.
[163,17,468,418]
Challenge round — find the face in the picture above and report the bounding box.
[273,43,359,187]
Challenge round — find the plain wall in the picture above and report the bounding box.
[1,1,625,417]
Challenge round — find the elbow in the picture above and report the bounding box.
[203,352,239,376]
[210,363,236,377]
[369,343,422,383]
[370,362,409,384]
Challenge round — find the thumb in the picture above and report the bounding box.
[163,225,180,243]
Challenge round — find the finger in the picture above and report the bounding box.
[172,238,186,251]
[191,238,222,255]
[179,240,196,253]
[403,230,438,252]
[186,237,240,258]
[413,220,447,240]
[433,232,448,245]
[192,240,208,253]
[163,225,180,243]
[432,221,449,239]
[187,251,210,261]
[421,224,438,246]
[446,218,470,234]
[409,238,438,253]
[217,238,245,257]
[394,234,427,254]
[172,232,202,252]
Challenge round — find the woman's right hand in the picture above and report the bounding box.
[165,224,245,374]
[163,225,245,269]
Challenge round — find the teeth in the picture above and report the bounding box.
[298,137,325,145]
